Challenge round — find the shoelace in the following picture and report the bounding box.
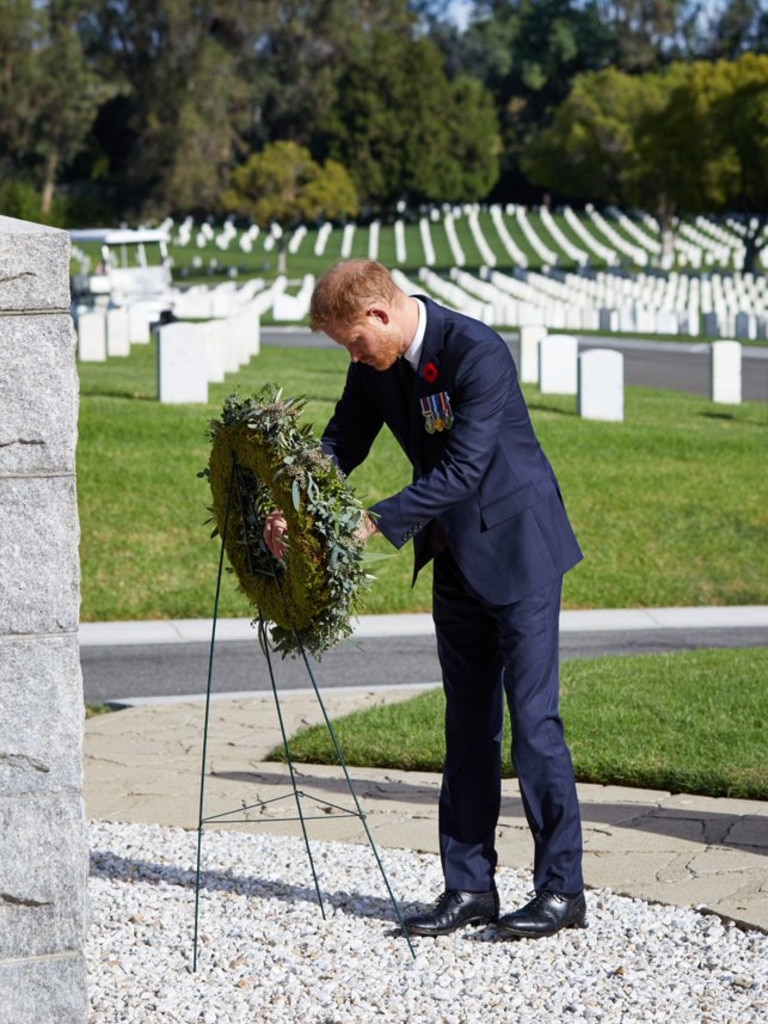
[526,889,561,908]
[434,890,460,911]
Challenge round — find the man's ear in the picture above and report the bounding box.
[366,305,390,324]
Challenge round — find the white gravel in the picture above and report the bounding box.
[87,820,767,1023]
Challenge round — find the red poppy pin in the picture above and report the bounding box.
[422,362,439,383]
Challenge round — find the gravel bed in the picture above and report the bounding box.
[88,820,767,1023]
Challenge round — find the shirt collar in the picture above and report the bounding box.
[402,297,426,371]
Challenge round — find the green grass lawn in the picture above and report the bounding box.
[77,341,768,621]
[270,647,768,801]
[78,344,768,800]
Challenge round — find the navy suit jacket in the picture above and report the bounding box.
[321,297,582,605]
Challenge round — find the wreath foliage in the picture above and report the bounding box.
[204,386,371,659]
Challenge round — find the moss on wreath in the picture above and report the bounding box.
[204,387,371,658]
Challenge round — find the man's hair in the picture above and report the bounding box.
[309,259,400,332]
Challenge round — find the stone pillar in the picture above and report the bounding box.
[0,216,87,1022]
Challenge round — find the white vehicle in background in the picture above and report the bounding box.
[69,227,175,308]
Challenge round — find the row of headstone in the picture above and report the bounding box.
[75,276,280,363]
[537,333,624,421]
[172,278,265,320]
[164,206,765,281]
[476,266,767,337]
[157,301,261,404]
[75,300,165,360]
[526,333,745,421]
[417,268,493,323]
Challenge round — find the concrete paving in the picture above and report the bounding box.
[83,608,768,933]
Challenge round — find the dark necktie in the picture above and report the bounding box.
[397,358,416,417]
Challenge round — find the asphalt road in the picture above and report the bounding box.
[81,333,768,704]
[80,626,768,705]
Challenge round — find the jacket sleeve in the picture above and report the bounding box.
[320,364,384,478]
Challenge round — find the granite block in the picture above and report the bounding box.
[0,313,78,476]
[0,792,88,959]
[0,635,83,795]
[0,475,80,636]
[0,953,87,1024]
[0,216,71,312]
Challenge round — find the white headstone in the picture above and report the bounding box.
[710,339,742,404]
[76,310,106,361]
[205,322,225,384]
[106,306,130,356]
[174,287,213,319]
[578,348,624,422]
[539,333,578,395]
[655,310,679,335]
[127,302,157,344]
[158,322,208,403]
[518,324,546,383]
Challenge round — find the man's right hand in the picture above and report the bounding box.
[263,510,289,560]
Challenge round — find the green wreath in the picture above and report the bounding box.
[203,386,371,659]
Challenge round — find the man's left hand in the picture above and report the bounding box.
[355,513,379,544]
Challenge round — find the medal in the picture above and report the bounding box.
[420,396,435,433]
[438,391,454,430]
[420,391,454,434]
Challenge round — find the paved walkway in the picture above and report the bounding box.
[83,608,768,932]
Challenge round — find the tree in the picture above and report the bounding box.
[594,0,690,71]
[521,66,647,205]
[523,55,768,270]
[35,2,113,216]
[79,0,272,217]
[698,53,768,270]
[455,0,617,199]
[315,30,499,209]
[0,1,105,221]
[699,0,768,59]
[221,140,359,272]
[252,0,417,151]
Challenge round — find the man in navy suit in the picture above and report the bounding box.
[265,259,586,940]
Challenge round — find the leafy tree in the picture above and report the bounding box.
[315,30,499,209]
[221,140,359,272]
[253,0,417,151]
[79,0,270,217]
[593,0,690,71]
[698,53,768,270]
[0,1,37,161]
[522,67,645,205]
[0,1,105,222]
[456,1,617,199]
[700,0,768,59]
[524,54,768,269]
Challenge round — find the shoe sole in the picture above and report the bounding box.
[495,917,588,939]
[406,915,498,937]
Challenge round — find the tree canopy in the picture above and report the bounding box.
[522,52,768,269]
[0,1,766,229]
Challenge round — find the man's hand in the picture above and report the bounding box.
[355,513,379,545]
[263,510,289,559]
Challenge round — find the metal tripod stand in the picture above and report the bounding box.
[192,455,415,970]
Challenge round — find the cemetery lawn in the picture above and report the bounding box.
[77,341,768,621]
[269,647,768,800]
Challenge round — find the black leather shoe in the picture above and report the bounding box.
[496,889,587,939]
[404,889,500,937]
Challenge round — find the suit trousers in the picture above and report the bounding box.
[432,550,583,895]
